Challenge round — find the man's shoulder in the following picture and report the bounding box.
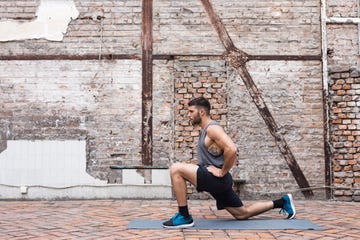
[206,122,224,135]
[208,120,220,127]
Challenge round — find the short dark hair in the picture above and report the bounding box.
[188,97,211,115]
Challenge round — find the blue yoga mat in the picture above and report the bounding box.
[128,218,323,230]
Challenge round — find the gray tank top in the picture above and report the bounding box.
[197,121,224,168]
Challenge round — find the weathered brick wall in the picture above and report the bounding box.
[327,0,358,17]
[0,0,329,199]
[0,0,39,19]
[228,61,325,199]
[153,60,174,167]
[326,0,360,201]
[173,60,227,163]
[326,0,360,67]
[153,0,320,55]
[0,0,142,56]
[327,24,360,67]
[0,60,142,180]
[329,67,360,201]
[172,60,228,198]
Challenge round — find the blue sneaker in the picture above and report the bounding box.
[280,194,296,219]
[162,213,194,228]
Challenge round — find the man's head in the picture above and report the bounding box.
[188,97,211,115]
[187,97,211,125]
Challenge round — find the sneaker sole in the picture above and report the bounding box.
[287,193,296,219]
[162,221,194,229]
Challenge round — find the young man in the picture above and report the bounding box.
[162,97,296,228]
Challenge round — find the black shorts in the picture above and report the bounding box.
[196,165,243,210]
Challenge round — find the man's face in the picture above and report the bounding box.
[187,105,201,126]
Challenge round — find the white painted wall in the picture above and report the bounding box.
[0,140,105,187]
[0,140,172,199]
[0,0,79,41]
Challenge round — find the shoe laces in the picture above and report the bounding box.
[172,213,181,220]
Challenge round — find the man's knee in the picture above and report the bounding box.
[227,207,250,220]
[170,162,185,176]
[170,162,196,178]
[234,214,249,220]
[235,207,250,220]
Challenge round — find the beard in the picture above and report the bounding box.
[190,113,201,126]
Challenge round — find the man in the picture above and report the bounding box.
[162,97,296,228]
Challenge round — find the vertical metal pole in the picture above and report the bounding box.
[142,0,153,166]
[321,0,332,199]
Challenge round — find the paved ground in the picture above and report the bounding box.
[0,199,359,240]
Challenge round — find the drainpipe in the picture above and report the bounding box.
[321,0,333,200]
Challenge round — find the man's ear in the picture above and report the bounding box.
[199,109,205,116]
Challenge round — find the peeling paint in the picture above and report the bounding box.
[0,140,106,187]
[0,131,6,154]
[0,0,79,42]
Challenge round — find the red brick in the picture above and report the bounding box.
[333,165,342,171]
[332,108,342,113]
[337,90,346,95]
[331,84,342,90]
[343,84,352,90]
[334,177,344,183]
[335,79,346,84]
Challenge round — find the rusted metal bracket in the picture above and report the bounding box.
[225,49,249,68]
[200,0,314,198]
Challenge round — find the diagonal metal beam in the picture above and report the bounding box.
[200,0,314,198]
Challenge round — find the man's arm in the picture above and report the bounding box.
[206,125,237,177]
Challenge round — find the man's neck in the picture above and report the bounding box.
[200,117,212,130]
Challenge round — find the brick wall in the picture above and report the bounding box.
[173,60,228,163]
[0,0,320,56]
[326,0,360,68]
[329,67,360,201]
[153,60,174,167]
[0,60,142,180]
[326,0,360,201]
[327,0,358,17]
[0,0,142,55]
[0,0,39,19]
[153,0,320,55]
[228,61,325,199]
[327,24,360,67]
[0,0,333,200]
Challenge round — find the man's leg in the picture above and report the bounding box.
[225,194,296,220]
[162,162,198,228]
[225,201,274,220]
[170,162,198,206]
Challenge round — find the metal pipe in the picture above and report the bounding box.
[321,0,333,200]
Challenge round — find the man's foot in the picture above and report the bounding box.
[162,213,194,229]
[280,193,296,219]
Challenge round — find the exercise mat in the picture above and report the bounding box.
[128,218,323,230]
